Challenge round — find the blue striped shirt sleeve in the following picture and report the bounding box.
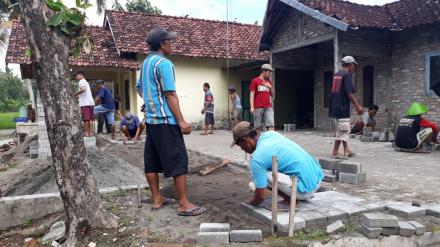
[157,60,176,92]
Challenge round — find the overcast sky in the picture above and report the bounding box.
[1,0,398,76]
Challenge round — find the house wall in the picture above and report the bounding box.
[391,23,440,125]
[135,55,257,127]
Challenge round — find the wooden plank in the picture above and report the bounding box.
[198,159,231,176]
[271,156,278,236]
[288,176,298,237]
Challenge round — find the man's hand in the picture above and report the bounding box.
[250,107,255,115]
[263,82,271,89]
[356,105,364,115]
[201,109,205,114]
[179,121,192,135]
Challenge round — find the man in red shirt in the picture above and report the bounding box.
[250,64,275,131]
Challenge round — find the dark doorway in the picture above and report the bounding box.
[274,69,315,129]
[241,80,253,122]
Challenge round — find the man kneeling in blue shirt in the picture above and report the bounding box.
[231,122,323,206]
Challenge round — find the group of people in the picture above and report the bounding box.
[75,26,438,217]
[74,71,145,142]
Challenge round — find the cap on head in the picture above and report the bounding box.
[146,27,177,46]
[228,85,236,91]
[406,102,428,116]
[95,79,104,85]
[125,112,133,119]
[261,64,273,71]
[341,56,358,65]
[231,121,253,147]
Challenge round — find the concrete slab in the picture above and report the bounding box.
[361,225,382,239]
[229,230,263,242]
[326,220,344,234]
[339,172,366,185]
[197,232,229,244]
[426,205,440,217]
[296,210,328,227]
[381,227,398,236]
[200,223,230,232]
[362,213,399,228]
[408,221,426,235]
[318,158,341,170]
[339,162,362,174]
[398,221,416,237]
[387,203,426,218]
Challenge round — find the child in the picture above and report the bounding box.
[395,102,439,151]
[228,85,242,129]
[201,82,214,135]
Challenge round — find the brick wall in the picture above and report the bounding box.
[272,11,335,50]
[391,23,440,125]
[36,91,51,159]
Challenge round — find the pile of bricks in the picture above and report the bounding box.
[319,158,366,185]
[197,223,263,244]
[361,212,425,238]
[350,127,395,143]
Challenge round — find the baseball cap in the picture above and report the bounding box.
[228,85,236,91]
[261,64,273,71]
[341,56,358,65]
[231,121,254,147]
[146,27,177,46]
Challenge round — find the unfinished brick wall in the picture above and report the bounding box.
[272,11,335,50]
[391,24,440,125]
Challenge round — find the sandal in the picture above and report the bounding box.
[200,132,209,135]
[177,206,207,216]
[151,197,176,211]
[348,151,356,157]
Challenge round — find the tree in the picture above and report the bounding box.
[0,68,29,112]
[125,0,162,14]
[17,0,118,245]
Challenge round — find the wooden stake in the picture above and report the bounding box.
[288,176,298,237]
[271,156,278,236]
[137,185,142,208]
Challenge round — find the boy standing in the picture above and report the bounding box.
[201,82,214,135]
[228,85,242,128]
[329,56,363,159]
[74,71,95,137]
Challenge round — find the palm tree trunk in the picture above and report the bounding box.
[18,0,118,245]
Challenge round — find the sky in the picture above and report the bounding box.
[1,0,398,76]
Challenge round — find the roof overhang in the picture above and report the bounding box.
[259,0,349,51]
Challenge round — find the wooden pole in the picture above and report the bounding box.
[271,156,278,236]
[288,176,298,237]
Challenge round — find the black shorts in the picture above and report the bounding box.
[128,128,137,138]
[144,124,188,178]
[205,112,214,125]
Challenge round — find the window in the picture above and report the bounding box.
[426,52,440,97]
[363,65,374,107]
[323,70,333,107]
[124,80,130,110]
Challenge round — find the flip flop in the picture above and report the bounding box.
[209,132,214,134]
[151,197,176,211]
[331,155,342,159]
[177,206,207,216]
[200,133,209,135]
[348,151,356,157]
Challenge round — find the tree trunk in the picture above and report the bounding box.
[18,1,118,245]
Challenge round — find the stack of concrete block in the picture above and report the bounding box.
[339,161,366,185]
[319,159,366,185]
[283,124,296,132]
[386,203,426,219]
[319,158,341,183]
[36,92,52,159]
[197,223,262,244]
[360,127,395,143]
[360,213,425,238]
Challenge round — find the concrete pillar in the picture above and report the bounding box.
[36,90,51,159]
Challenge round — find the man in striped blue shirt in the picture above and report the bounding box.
[136,27,206,216]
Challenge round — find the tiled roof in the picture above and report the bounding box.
[105,10,268,61]
[6,21,139,69]
[297,0,440,29]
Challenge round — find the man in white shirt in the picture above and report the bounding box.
[74,71,95,137]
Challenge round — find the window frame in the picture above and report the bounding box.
[425,51,440,97]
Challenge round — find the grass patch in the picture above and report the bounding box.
[432,226,440,232]
[0,112,19,130]
[294,229,328,242]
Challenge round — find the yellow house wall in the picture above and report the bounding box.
[135,55,258,126]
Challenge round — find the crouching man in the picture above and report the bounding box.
[120,112,145,142]
[231,121,323,206]
[395,102,439,152]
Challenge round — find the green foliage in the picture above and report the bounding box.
[0,69,29,112]
[125,0,162,14]
[0,112,19,129]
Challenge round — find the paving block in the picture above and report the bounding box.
[198,232,229,244]
[339,172,366,185]
[296,210,328,227]
[382,227,398,236]
[362,213,398,228]
[408,221,426,235]
[361,202,388,212]
[426,205,440,217]
[229,230,262,242]
[339,162,362,174]
[324,209,349,222]
[379,132,387,142]
[318,158,341,170]
[398,221,416,237]
[323,174,337,183]
[326,220,344,234]
[387,204,426,218]
[200,223,231,232]
[360,136,374,142]
[361,225,382,239]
